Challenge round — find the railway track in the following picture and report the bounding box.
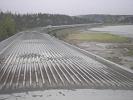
[0,31,133,93]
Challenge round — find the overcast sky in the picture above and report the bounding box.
[0,0,133,15]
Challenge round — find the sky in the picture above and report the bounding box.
[0,0,133,15]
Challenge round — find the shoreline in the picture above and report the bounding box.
[54,25,133,70]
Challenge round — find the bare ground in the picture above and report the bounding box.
[64,40,133,70]
[59,28,133,70]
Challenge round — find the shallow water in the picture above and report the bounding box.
[90,25,133,38]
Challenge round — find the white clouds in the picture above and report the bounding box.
[0,0,133,15]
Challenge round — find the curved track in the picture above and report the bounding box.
[0,31,133,93]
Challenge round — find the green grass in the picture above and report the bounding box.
[127,50,133,56]
[66,32,129,43]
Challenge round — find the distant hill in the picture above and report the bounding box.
[76,14,133,24]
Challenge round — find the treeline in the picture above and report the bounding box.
[0,12,90,41]
[0,12,90,30]
[77,14,133,24]
[0,14,16,41]
[0,12,133,41]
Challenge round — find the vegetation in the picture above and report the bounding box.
[0,11,133,41]
[66,32,129,43]
[0,12,90,31]
[54,28,129,43]
[127,50,133,56]
[0,15,16,41]
[77,14,133,24]
[1,12,133,32]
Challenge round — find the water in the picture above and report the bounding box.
[90,25,133,38]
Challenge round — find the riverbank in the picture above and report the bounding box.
[54,26,133,70]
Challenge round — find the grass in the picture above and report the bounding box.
[54,28,130,43]
[127,50,133,56]
[66,32,129,43]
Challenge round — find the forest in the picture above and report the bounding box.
[0,11,133,41]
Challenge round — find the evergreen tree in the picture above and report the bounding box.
[0,15,16,41]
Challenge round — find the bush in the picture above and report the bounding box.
[0,15,16,41]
